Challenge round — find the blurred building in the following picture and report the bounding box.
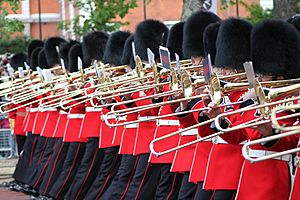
[6,0,75,39]
[6,0,273,39]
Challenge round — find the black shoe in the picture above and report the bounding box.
[16,184,38,196]
[0,180,16,188]
[36,195,54,200]
[9,183,24,192]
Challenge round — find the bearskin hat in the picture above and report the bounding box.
[68,44,87,73]
[215,18,252,70]
[134,19,169,62]
[30,47,43,71]
[203,22,221,66]
[59,40,79,69]
[167,21,186,60]
[251,20,300,78]
[38,49,50,69]
[183,10,220,58]
[103,31,131,66]
[27,40,44,66]
[287,14,300,33]
[10,53,28,70]
[44,37,67,67]
[121,34,135,69]
[82,31,109,65]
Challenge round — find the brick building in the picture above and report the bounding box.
[6,0,273,40]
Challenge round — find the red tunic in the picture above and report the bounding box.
[203,90,247,190]
[52,110,68,138]
[291,150,300,200]
[111,123,124,147]
[41,110,59,138]
[189,101,214,183]
[99,107,116,148]
[230,109,298,200]
[119,112,138,154]
[170,113,197,173]
[8,103,27,136]
[149,104,180,164]
[133,89,159,155]
[63,102,87,143]
[79,82,102,138]
[118,92,141,155]
[22,107,30,133]
[111,104,125,147]
[22,98,40,133]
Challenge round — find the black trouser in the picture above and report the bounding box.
[124,153,161,200]
[85,146,121,200]
[13,133,36,183]
[38,138,69,196]
[194,182,213,200]
[213,190,236,200]
[15,135,27,155]
[23,136,48,185]
[155,164,183,200]
[65,138,105,200]
[28,138,58,189]
[48,142,86,200]
[177,172,197,200]
[101,154,139,200]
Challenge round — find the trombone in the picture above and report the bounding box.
[214,81,300,133]
[240,104,300,163]
[149,80,300,156]
[105,72,248,123]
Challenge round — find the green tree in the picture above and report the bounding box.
[240,1,273,24]
[60,0,138,37]
[0,0,24,39]
[220,0,273,25]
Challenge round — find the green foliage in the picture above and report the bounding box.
[219,0,273,25]
[0,0,25,39]
[240,2,273,24]
[219,0,236,10]
[60,0,138,37]
[0,36,31,54]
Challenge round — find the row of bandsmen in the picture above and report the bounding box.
[4,10,300,200]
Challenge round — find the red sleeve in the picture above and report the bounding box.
[178,113,197,128]
[8,103,16,119]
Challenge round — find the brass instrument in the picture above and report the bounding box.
[239,104,300,163]
[150,79,300,156]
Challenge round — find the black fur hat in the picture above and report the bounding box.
[203,22,221,66]
[10,53,28,70]
[103,31,131,66]
[287,14,300,33]
[59,40,79,69]
[121,34,135,69]
[183,10,220,58]
[251,20,300,78]
[44,37,67,67]
[27,40,44,66]
[68,44,87,73]
[38,48,50,69]
[134,19,169,62]
[82,31,109,65]
[215,18,252,69]
[167,21,186,60]
[30,47,43,71]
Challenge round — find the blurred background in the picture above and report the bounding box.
[0,0,298,54]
